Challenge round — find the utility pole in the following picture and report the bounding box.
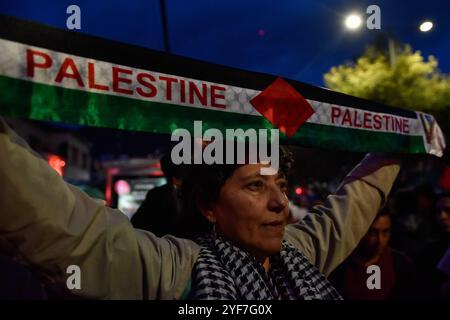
[387,37,396,68]
[159,0,170,53]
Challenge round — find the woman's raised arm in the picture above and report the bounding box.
[0,117,199,299]
[285,154,401,276]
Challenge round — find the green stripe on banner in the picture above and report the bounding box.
[0,75,273,132]
[289,123,426,153]
[0,75,425,153]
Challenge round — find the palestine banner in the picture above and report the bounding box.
[0,15,446,156]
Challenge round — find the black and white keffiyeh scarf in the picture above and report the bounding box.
[190,233,342,300]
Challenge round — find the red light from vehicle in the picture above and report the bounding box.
[295,187,303,195]
[115,180,130,195]
[152,170,164,176]
[47,155,65,176]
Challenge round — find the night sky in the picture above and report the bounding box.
[1,0,449,87]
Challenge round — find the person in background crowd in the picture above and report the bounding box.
[329,209,418,299]
[416,192,450,299]
[389,185,437,257]
[131,154,183,237]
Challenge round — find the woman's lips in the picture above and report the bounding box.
[261,221,285,236]
[262,220,284,227]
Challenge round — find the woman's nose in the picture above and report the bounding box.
[268,186,288,213]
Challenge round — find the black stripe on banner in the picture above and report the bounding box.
[0,14,417,118]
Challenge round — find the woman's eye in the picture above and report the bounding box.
[247,181,264,190]
[277,181,288,192]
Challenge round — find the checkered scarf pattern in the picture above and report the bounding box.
[190,233,342,300]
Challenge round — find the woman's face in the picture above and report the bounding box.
[207,163,289,260]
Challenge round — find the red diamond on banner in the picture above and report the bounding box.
[250,77,315,137]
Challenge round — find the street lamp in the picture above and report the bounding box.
[419,21,433,32]
[344,14,362,30]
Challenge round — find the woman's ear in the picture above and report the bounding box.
[198,201,216,224]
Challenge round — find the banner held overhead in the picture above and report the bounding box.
[0,14,445,156]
